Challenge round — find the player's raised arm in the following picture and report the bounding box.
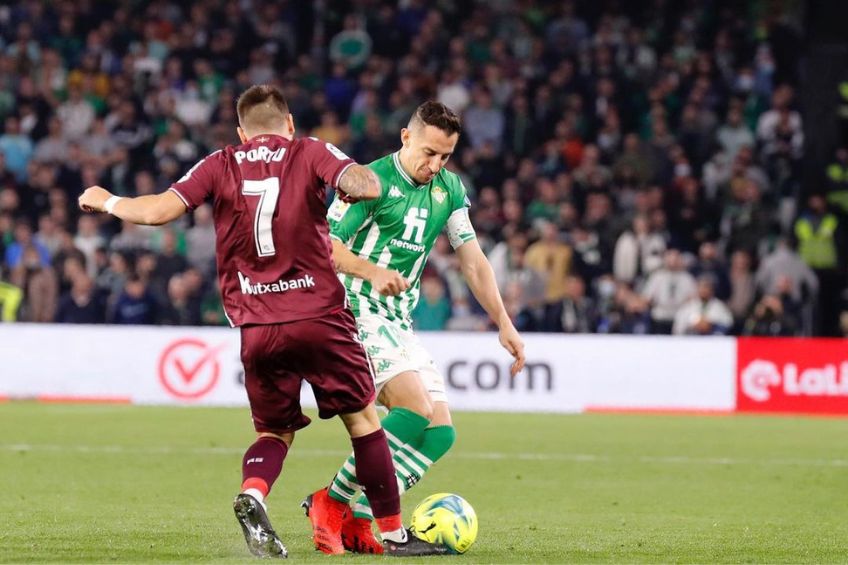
[78,185,187,225]
[337,164,381,201]
[79,150,220,225]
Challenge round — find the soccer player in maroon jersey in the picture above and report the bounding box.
[78,85,448,558]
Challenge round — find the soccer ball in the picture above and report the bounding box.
[409,493,478,554]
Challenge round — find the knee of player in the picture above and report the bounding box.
[408,397,435,421]
[387,392,435,421]
[258,431,295,447]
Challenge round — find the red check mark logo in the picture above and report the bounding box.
[158,338,225,400]
[172,343,227,384]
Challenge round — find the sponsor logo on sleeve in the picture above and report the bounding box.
[176,150,221,183]
[325,143,350,161]
[328,198,351,221]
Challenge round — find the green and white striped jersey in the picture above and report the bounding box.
[328,152,476,330]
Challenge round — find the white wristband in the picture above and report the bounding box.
[104,195,123,214]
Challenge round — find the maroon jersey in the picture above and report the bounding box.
[169,135,355,326]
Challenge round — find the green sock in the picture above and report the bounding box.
[351,425,456,520]
[328,407,430,504]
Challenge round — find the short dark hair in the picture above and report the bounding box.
[410,101,462,137]
[236,85,289,131]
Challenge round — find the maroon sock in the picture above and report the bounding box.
[351,429,400,519]
[241,436,289,497]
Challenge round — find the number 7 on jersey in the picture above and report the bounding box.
[242,178,280,257]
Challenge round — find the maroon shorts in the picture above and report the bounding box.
[240,308,376,434]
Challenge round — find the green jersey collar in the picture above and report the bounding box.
[392,151,427,189]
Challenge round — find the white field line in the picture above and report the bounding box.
[1,443,847,468]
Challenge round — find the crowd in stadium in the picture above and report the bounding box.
[0,0,844,336]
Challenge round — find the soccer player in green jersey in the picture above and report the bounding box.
[303,101,526,554]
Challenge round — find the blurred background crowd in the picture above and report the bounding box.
[1,0,846,336]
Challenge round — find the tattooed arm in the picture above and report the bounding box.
[337,164,382,201]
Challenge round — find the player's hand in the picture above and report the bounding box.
[78,185,113,213]
[498,322,525,377]
[336,189,357,203]
[370,267,410,296]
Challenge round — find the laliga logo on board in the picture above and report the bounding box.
[740,359,848,402]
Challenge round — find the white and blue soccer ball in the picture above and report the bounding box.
[409,493,478,554]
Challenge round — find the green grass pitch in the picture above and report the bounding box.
[1,403,847,563]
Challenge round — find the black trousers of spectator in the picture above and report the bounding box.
[815,268,843,337]
[651,319,674,335]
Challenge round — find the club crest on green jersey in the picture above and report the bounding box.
[431,186,447,204]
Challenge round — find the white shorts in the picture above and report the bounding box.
[356,312,447,403]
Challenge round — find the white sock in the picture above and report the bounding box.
[243,487,266,507]
[380,528,408,543]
